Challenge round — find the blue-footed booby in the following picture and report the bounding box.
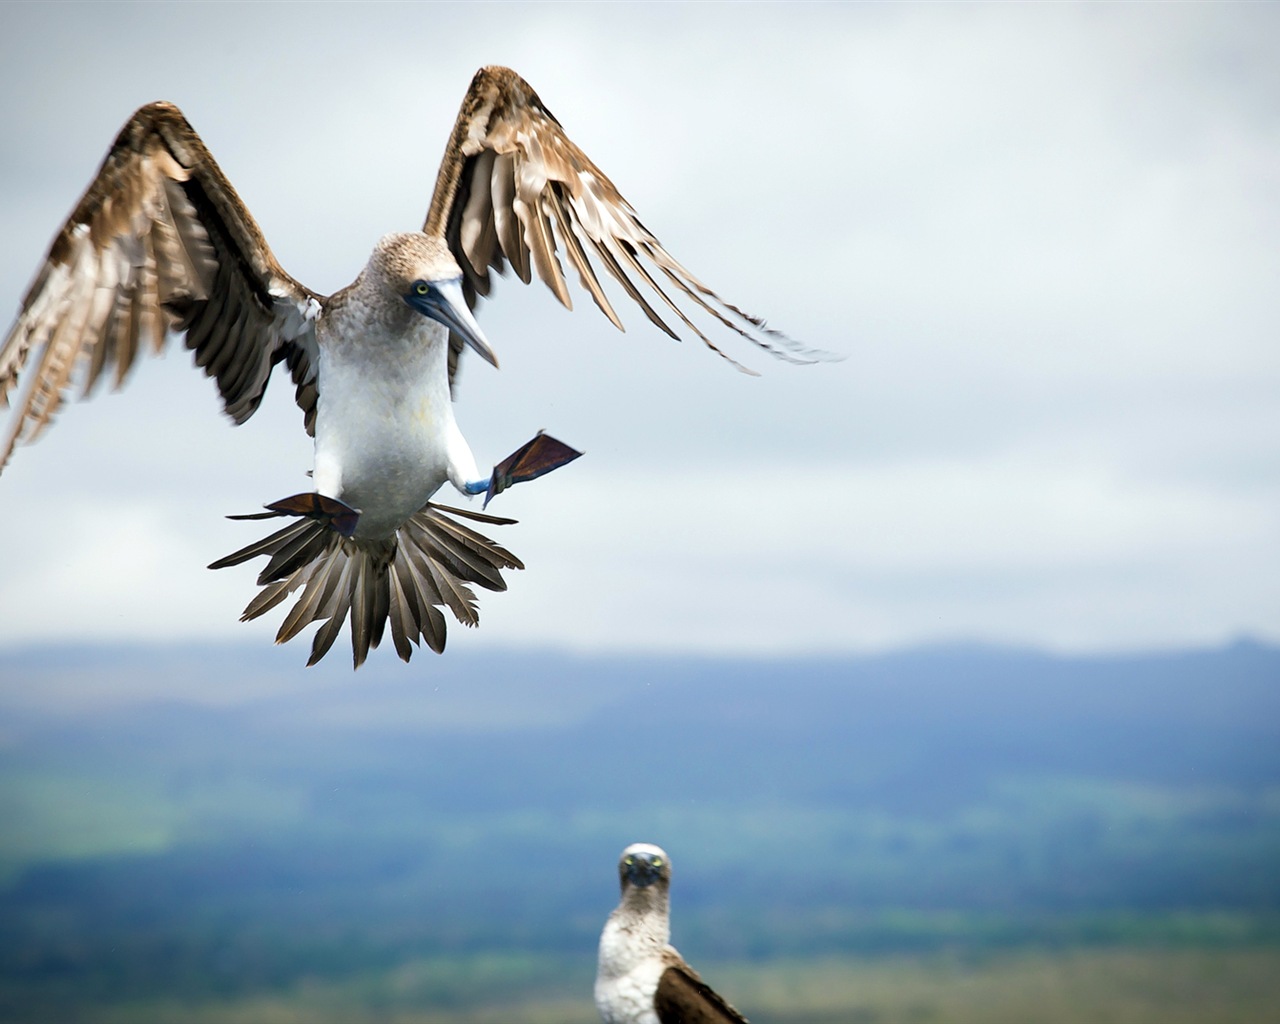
[596,843,749,1024]
[0,67,822,667]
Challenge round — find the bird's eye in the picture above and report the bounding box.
[414,281,430,296]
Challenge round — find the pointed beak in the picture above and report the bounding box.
[406,277,499,368]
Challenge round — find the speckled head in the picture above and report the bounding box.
[618,842,671,893]
[371,232,498,367]
[371,232,461,291]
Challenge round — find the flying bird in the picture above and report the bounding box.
[596,843,749,1024]
[0,67,821,667]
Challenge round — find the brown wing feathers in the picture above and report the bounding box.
[0,102,320,470]
[655,962,751,1024]
[426,66,823,378]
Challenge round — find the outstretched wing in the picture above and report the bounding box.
[423,65,823,382]
[0,102,323,473]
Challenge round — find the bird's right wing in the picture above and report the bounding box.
[423,66,829,382]
[0,102,323,473]
[655,959,752,1024]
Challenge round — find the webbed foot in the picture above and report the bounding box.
[471,432,583,508]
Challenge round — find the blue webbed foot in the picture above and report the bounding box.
[477,432,583,508]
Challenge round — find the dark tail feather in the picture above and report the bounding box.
[210,500,523,668]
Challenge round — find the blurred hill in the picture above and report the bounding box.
[0,639,1277,1019]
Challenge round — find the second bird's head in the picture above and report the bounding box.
[618,842,672,893]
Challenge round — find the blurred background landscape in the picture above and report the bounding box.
[2,639,1277,1022]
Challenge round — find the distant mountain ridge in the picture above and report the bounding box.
[2,636,1276,838]
[1,639,1278,1012]
[3,639,1278,806]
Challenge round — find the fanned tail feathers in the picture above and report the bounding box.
[209,501,523,668]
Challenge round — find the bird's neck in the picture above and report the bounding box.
[324,277,423,354]
[598,889,671,978]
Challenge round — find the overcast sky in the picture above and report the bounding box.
[0,2,1276,662]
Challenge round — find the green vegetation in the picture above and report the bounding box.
[0,641,1277,1021]
[7,948,1278,1024]
[730,949,1280,1024]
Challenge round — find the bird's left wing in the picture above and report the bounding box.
[655,957,751,1024]
[423,66,823,381]
[0,102,323,473]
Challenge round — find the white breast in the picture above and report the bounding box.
[595,915,668,1024]
[312,309,478,540]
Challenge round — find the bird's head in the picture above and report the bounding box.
[618,842,671,893]
[372,232,498,368]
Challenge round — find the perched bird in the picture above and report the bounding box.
[0,67,820,667]
[596,843,749,1024]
